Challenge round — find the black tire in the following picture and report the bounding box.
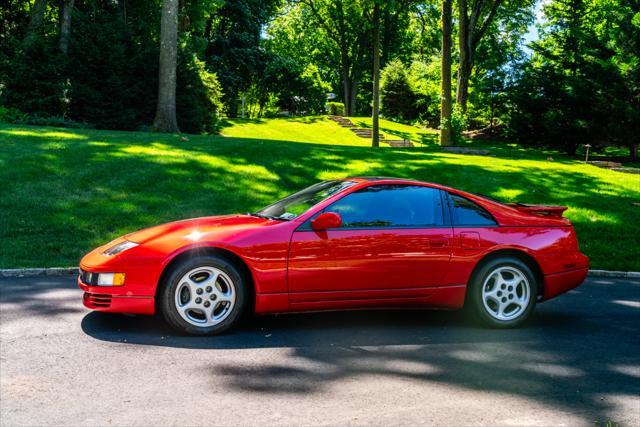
[160,255,248,335]
[467,257,538,328]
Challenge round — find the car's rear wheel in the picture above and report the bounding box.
[160,255,248,335]
[468,257,537,328]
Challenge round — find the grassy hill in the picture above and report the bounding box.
[1,116,638,270]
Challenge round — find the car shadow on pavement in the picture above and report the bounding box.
[81,279,640,425]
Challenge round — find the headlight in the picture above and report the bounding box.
[103,241,139,256]
[79,270,126,286]
[97,273,126,286]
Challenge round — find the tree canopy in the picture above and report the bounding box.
[0,0,637,157]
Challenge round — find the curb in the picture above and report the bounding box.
[588,270,640,279]
[0,267,77,278]
[0,267,638,279]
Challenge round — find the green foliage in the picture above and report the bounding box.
[380,59,418,122]
[0,106,28,123]
[407,58,441,127]
[207,0,281,116]
[326,102,345,116]
[451,105,468,144]
[67,7,157,130]
[1,35,66,117]
[177,53,224,133]
[507,0,639,155]
[258,57,330,116]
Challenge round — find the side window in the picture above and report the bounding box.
[449,193,497,226]
[317,185,444,228]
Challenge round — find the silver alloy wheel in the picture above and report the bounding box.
[174,266,236,327]
[481,266,530,321]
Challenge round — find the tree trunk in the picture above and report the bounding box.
[152,0,179,133]
[456,0,503,113]
[440,0,453,147]
[372,3,380,148]
[342,69,352,116]
[349,80,358,116]
[630,143,638,162]
[456,0,470,112]
[58,0,74,55]
[26,0,47,40]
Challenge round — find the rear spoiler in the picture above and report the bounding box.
[507,203,568,218]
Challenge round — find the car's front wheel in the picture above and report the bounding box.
[160,255,248,335]
[468,257,538,328]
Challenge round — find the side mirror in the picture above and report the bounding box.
[311,212,342,231]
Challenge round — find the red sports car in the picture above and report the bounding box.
[79,177,589,335]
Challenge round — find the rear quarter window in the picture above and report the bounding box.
[449,193,497,226]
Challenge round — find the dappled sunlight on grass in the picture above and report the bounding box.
[220,116,372,146]
[493,188,525,200]
[1,129,88,140]
[116,143,280,182]
[1,122,638,269]
[569,208,620,225]
[351,117,439,147]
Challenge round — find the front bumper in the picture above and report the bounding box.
[78,276,155,315]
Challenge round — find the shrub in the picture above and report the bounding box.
[326,102,345,116]
[259,57,330,116]
[451,105,468,144]
[67,8,160,130]
[408,58,441,127]
[380,59,418,121]
[0,106,28,123]
[177,53,224,134]
[0,36,66,118]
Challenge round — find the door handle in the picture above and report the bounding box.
[429,238,449,248]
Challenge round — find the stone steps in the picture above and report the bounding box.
[328,115,413,147]
[385,139,414,147]
[328,115,355,127]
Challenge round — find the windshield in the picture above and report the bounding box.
[255,180,355,220]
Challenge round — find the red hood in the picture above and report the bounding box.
[124,214,276,245]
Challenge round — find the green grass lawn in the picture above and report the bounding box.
[1,116,639,270]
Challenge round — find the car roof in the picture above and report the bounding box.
[344,176,444,188]
[346,176,407,181]
[332,177,570,227]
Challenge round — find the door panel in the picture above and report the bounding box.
[288,227,452,302]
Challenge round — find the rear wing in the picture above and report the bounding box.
[507,203,568,218]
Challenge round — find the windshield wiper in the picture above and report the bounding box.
[247,212,288,221]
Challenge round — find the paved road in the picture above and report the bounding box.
[1,276,639,426]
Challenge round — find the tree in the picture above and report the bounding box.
[456,0,503,113]
[58,0,74,54]
[269,0,413,117]
[372,2,380,147]
[26,0,47,41]
[380,58,417,121]
[153,0,180,133]
[296,0,371,116]
[205,0,280,116]
[507,0,639,157]
[440,0,453,146]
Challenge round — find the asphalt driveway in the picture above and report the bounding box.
[1,275,638,426]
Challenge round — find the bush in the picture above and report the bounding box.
[0,36,66,118]
[326,102,345,116]
[67,8,157,130]
[451,105,468,144]
[0,107,90,128]
[258,57,330,116]
[177,53,224,134]
[0,106,28,123]
[17,115,91,128]
[408,58,441,127]
[380,59,418,121]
